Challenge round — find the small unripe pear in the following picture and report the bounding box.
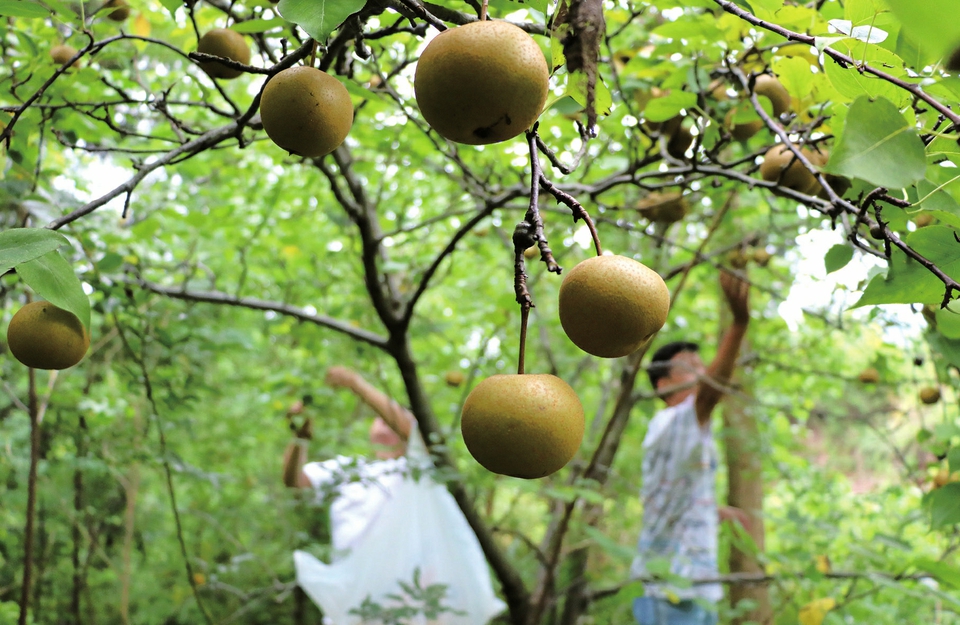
[915,212,935,228]
[920,386,941,405]
[753,73,791,117]
[751,248,773,267]
[51,44,79,68]
[636,192,688,225]
[760,144,819,193]
[260,66,354,157]
[7,301,90,370]
[728,249,749,269]
[666,124,694,159]
[858,367,880,384]
[103,0,129,21]
[197,29,251,80]
[724,109,762,141]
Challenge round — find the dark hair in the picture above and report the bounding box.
[647,341,700,389]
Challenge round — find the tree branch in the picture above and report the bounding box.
[136,280,391,350]
[400,188,525,329]
[588,570,941,602]
[713,0,960,128]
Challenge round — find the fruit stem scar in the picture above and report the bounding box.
[472,113,509,140]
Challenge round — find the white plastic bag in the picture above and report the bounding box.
[294,431,507,625]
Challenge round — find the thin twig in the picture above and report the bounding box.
[539,175,603,256]
[400,188,525,329]
[588,569,939,602]
[112,315,215,625]
[525,128,561,272]
[17,367,39,625]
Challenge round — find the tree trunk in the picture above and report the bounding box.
[533,347,649,625]
[120,466,140,625]
[722,378,772,624]
[393,335,531,624]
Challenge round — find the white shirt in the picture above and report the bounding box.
[630,395,722,602]
[303,455,408,556]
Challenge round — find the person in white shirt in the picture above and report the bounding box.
[630,271,751,625]
[282,366,416,556]
[281,367,506,625]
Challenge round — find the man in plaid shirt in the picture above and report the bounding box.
[630,271,751,625]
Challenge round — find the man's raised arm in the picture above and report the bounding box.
[325,366,415,439]
[695,271,750,425]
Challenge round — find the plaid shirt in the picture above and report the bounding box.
[630,395,722,602]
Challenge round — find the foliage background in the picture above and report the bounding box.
[2,0,960,623]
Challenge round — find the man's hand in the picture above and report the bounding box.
[720,270,749,324]
[325,366,358,389]
[718,505,753,531]
[292,416,313,440]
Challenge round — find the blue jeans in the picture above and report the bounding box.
[632,597,718,625]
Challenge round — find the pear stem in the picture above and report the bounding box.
[480,0,488,20]
[512,234,533,374]
[522,128,561,273]
[517,304,529,375]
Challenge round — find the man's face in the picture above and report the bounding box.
[658,350,705,392]
[369,417,405,459]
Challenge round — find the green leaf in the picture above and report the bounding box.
[651,14,723,45]
[642,91,697,123]
[16,250,91,331]
[488,0,547,18]
[157,0,179,16]
[0,228,69,275]
[927,136,960,167]
[582,525,636,563]
[930,483,960,529]
[231,18,287,33]
[276,0,365,43]
[41,0,77,19]
[771,57,812,102]
[844,0,889,25]
[936,421,960,440]
[749,0,782,10]
[96,252,124,273]
[824,244,854,273]
[936,307,960,339]
[907,179,960,229]
[949,447,960,473]
[915,558,960,588]
[0,0,49,18]
[873,532,912,551]
[824,40,908,105]
[824,95,926,189]
[563,72,612,117]
[854,226,960,307]
[884,0,960,60]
